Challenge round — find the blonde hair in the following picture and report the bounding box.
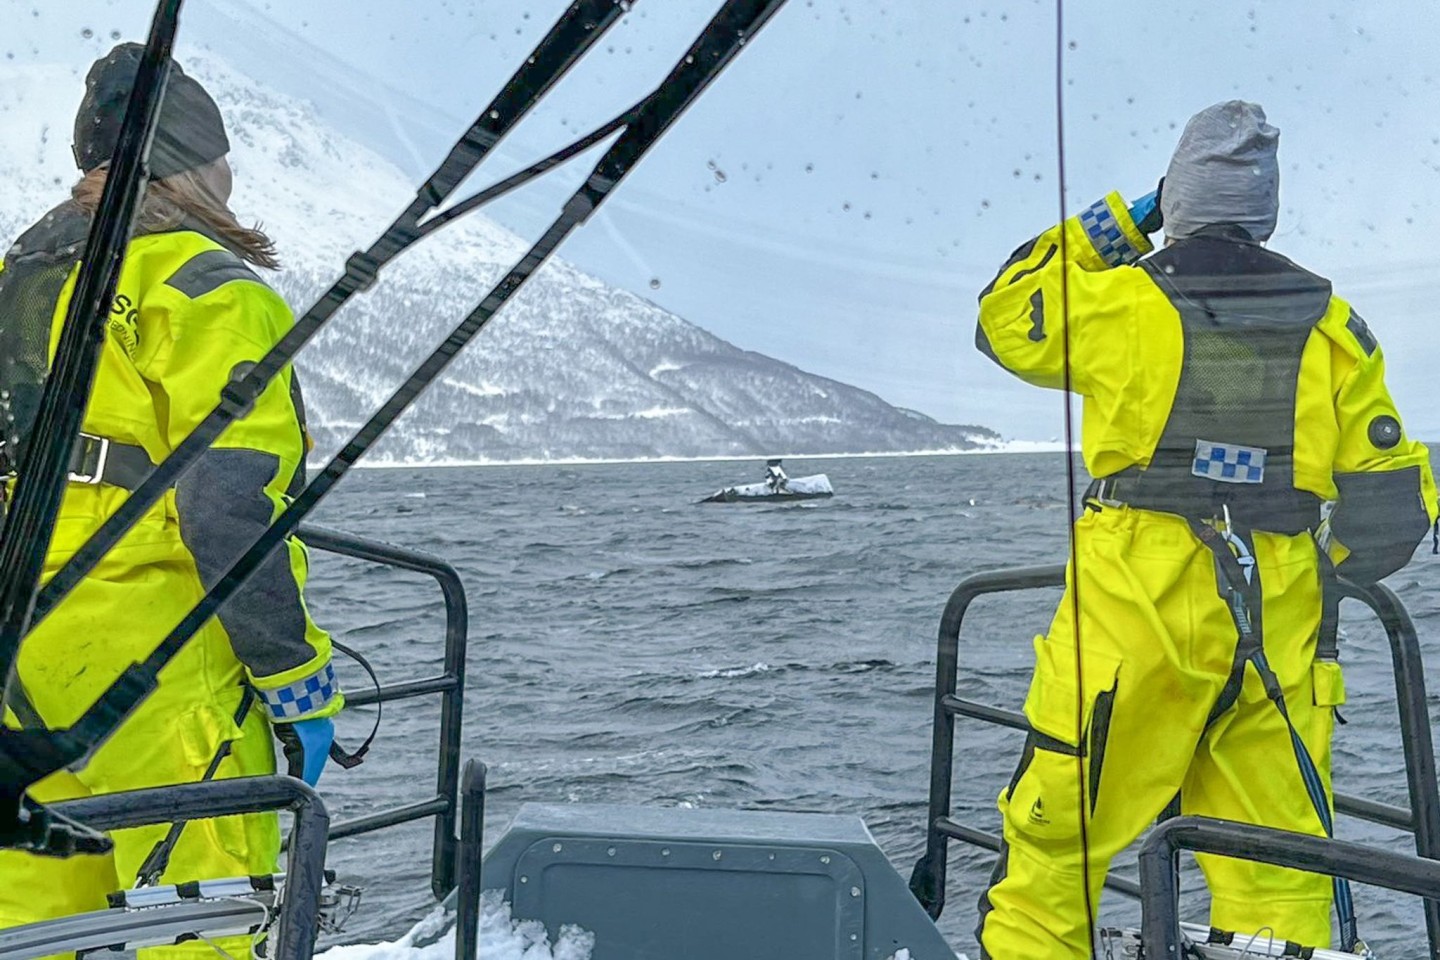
[71,164,280,270]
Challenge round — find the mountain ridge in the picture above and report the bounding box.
[0,53,1003,464]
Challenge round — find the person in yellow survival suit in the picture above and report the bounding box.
[972,100,1437,958]
[0,43,343,954]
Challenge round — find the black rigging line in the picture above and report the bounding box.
[0,0,789,792]
[416,110,637,239]
[20,0,632,639]
[0,0,183,804]
[1051,0,1098,955]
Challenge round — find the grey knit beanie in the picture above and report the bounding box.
[73,42,229,180]
[1161,100,1279,242]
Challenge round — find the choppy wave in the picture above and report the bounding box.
[308,453,1440,959]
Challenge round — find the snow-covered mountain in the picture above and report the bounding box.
[0,54,999,463]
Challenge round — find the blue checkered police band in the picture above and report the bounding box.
[260,660,338,720]
[1191,439,1267,484]
[1079,198,1144,267]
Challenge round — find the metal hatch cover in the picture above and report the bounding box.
[480,803,960,960]
[514,837,865,959]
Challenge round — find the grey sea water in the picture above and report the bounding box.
[302,452,1440,958]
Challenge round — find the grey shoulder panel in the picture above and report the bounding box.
[1346,309,1377,357]
[1331,466,1428,583]
[164,248,263,299]
[175,447,311,678]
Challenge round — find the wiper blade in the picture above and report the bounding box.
[0,0,183,836]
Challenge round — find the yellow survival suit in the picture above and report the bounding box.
[973,188,1436,958]
[0,196,341,949]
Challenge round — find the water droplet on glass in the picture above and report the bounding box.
[489,109,500,120]
[649,278,661,290]
[713,169,727,183]
[80,27,94,38]
[804,162,814,173]
[109,29,121,40]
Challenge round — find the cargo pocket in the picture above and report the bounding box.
[1006,636,1121,852]
[1311,659,1346,709]
[173,702,257,868]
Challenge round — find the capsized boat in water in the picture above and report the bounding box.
[699,474,835,503]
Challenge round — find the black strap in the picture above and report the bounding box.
[1188,518,1362,953]
[1315,542,1340,663]
[5,433,160,493]
[66,434,159,492]
[328,641,380,770]
[3,680,46,732]
[1085,475,1321,536]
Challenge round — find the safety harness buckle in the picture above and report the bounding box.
[68,434,110,485]
[1086,477,1124,507]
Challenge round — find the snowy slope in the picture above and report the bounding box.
[0,55,1000,463]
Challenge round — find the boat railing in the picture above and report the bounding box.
[907,562,1440,955]
[1139,816,1440,958]
[1,527,478,960]
[295,524,471,902]
[39,777,331,960]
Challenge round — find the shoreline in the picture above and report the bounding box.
[313,442,1069,471]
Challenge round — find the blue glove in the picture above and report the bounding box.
[1128,178,1164,234]
[274,716,335,786]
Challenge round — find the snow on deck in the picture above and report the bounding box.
[318,895,593,960]
[314,894,958,960]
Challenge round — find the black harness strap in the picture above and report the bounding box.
[1189,517,1362,954]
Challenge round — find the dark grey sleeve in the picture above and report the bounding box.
[175,447,312,679]
[1330,466,1431,583]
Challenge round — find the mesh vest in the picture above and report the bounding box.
[1110,225,1332,534]
[0,203,89,475]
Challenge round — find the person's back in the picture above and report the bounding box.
[971,101,1436,958]
[0,44,342,960]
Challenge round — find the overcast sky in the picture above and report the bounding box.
[8,0,1440,439]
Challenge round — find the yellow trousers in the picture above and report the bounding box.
[977,506,1343,959]
[0,545,279,960]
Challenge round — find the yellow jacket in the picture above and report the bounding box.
[0,202,340,722]
[977,191,1437,579]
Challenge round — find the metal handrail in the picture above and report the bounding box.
[908,561,1440,954]
[50,777,329,960]
[1139,816,1440,959]
[297,524,469,901]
